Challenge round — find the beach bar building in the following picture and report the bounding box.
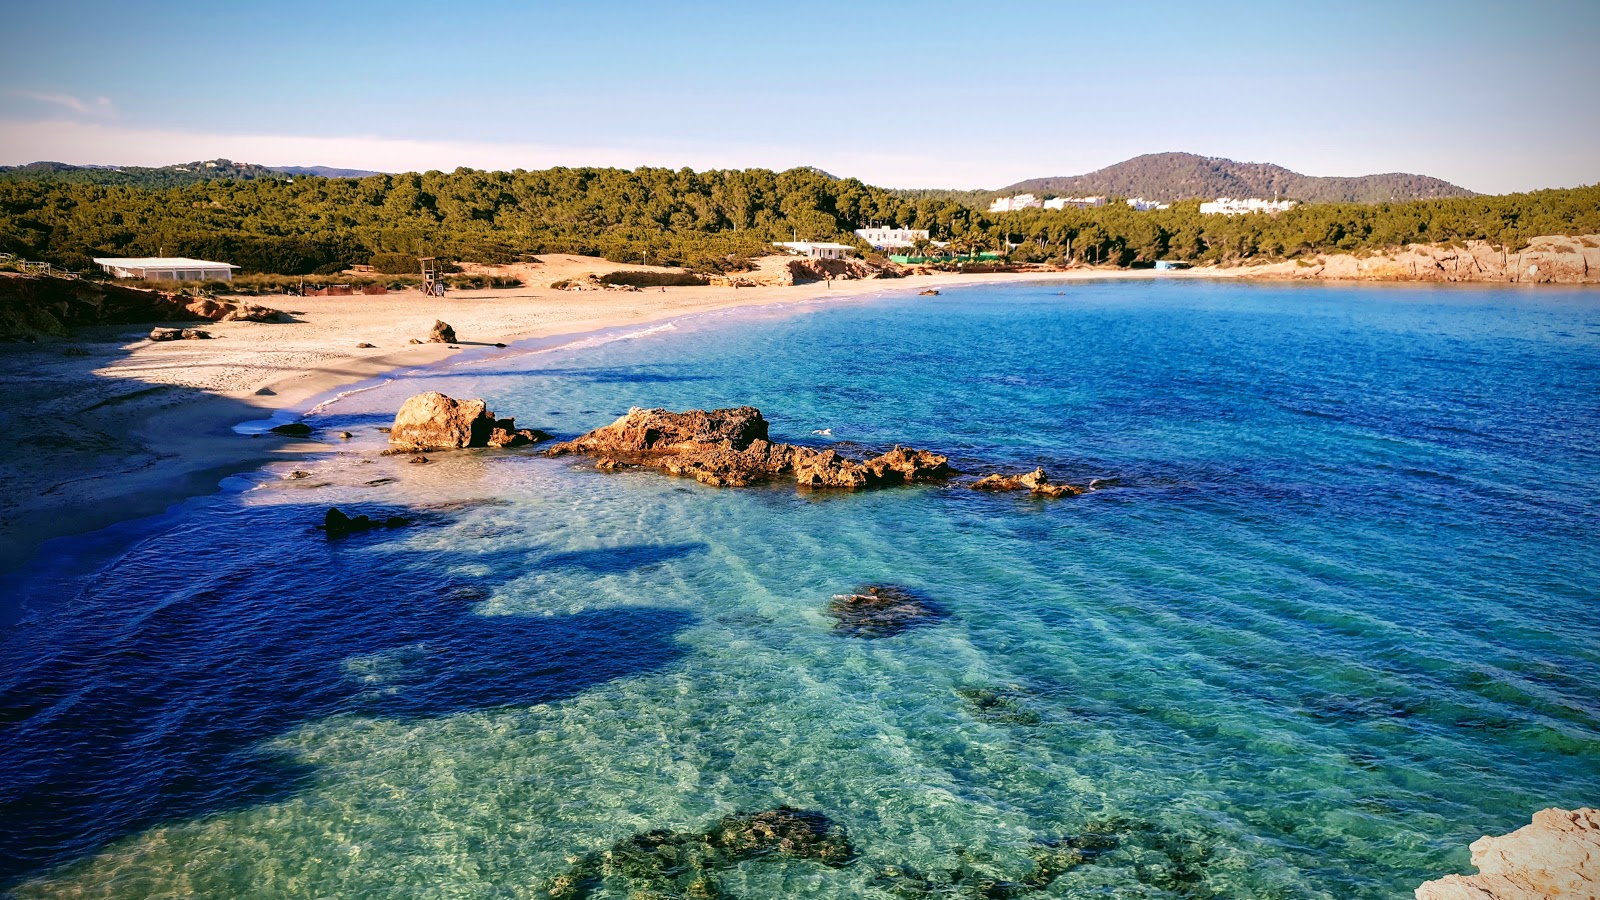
[94,257,240,282]
[773,241,856,260]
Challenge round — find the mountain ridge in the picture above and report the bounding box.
[1001,152,1476,204]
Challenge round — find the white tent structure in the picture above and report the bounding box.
[94,257,240,281]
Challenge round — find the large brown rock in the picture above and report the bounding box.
[550,406,952,492]
[1415,807,1600,900]
[428,320,457,343]
[550,406,769,456]
[389,391,548,451]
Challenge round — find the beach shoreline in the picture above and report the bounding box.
[0,266,1228,575]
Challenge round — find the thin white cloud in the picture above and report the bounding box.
[8,90,113,115]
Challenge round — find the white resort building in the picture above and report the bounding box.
[987,194,1043,213]
[94,257,240,281]
[1126,197,1170,211]
[1199,198,1298,216]
[853,227,930,250]
[773,241,856,260]
[1043,196,1107,210]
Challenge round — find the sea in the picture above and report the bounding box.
[1,279,1596,898]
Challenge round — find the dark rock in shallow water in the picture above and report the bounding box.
[956,686,1043,726]
[545,806,855,899]
[970,467,1083,497]
[827,585,948,638]
[269,422,313,437]
[319,507,410,537]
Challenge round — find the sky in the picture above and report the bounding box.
[1,0,1596,193]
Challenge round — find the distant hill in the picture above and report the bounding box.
[266,165,384,179]
[1001,152,1476,204]
[0,159,381,187]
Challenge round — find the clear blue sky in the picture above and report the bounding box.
[2,0,1596,193]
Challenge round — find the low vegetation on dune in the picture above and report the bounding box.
[0,165,1595,275]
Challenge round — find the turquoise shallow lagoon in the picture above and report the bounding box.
[2,280,1597,898]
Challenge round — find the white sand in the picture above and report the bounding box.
[0,260,1231,571]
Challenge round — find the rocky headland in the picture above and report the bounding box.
[0,272,282,340]
[1245,234,1600,284]
[1415,807,1599,899]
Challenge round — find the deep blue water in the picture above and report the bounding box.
[2,279,1597,898]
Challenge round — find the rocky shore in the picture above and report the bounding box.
[1244,234,1600,284]
[1415,807,1599,899]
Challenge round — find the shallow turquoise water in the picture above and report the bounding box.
[2,280,1597,898]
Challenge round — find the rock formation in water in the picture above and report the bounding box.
[971,467,1085,497]
[544,806,856,899]
[826,585,949,637]
[389,391,551,451]
[319,507,411,536]
[548,406,951,490]
[1415,807,1600,900]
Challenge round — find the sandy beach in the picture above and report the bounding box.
[0,262,1229,573]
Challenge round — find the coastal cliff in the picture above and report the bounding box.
[1243,234,1600,284]
[1415,807,1600,899]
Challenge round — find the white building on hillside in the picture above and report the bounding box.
[854,226,930,250]
[1043,196,1107,210]
[987,193,1042,213]
[1199,198,1298,215]
[94,257,240,281]
[773,241,856,260]
[1126,197,1170,211]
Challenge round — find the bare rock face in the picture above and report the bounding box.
[972,467,1085,497]
[551,407,952,491]
[1250,234,1600,284]
[551,406,770,456]
[389,391,549,451]
[1415,807,1600,900]
[428,320,457,343]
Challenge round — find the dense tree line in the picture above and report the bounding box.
[0,166,1593,275]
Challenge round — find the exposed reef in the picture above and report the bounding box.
[548,406,952,490]
[971,467,1085,498]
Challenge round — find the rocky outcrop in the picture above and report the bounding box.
[971,467,1085,497]
[319,507,411,536]
[388,391,550,451]
[784,257,907,285]
[1247,234,1600,284]
[428,320,456,343]
[827,585,949,637]
[544,806,855,899]
[1415,807,1600,900]
[148,327,211,341]
[0,273,288,340]
[549,406,952,490]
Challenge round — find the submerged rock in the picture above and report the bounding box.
[827,585,949,638]
[1415,807,1600,900]
[971,467,1085,497]
[269,422,313,437]
[544,806,855,899]
[956,686,1043,726]
[551,406,952,491]
[389,391,550,451]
